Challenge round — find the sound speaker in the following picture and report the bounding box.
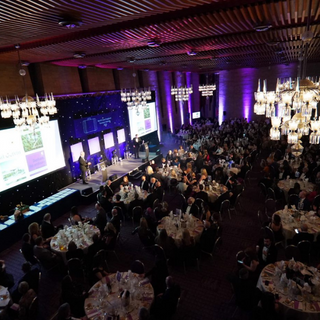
[109,174,118,181]
[82,187,93,195]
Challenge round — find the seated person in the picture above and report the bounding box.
[269,214,284,243]
[28,222,42,247]
[196,184,209,203]
[290,223,314,245]
[229,268,261,311]
[155,229,177,261]
[33,236,61,270]
[152,276,181,318]
[0,260,14,289]
[66,241,84,261]
[298,190,311,211]
[86,233,105,264]
[93,202,107,235]
[241,247,260,282]
[41,213,57,240]
[199,221,216,253]
[69,206,84,225]
[184,197,198,216]
[61,275,87,318]
[132,217,155,247]
[112,194,126,218]
[17,281,37,320]
[257,236,277,267]
[21,233,37,265]
[103,222,117,250]
[120,175,129,187]
[110,208,121,234]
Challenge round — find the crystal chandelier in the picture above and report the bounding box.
[121,88,152,111]
[171,85,193,101]
[0,93,57,129]
[199,84,216,97]
[253,0,320,155]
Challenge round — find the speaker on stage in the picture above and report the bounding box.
[82,187,93,195]
[109,174,118,181]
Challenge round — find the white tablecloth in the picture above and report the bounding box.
[157,215,204,246]
[257,262,320,320]
[84,272,154,320]
[50,224,100,263]
[114,186,148,205]
[275,209,320,242]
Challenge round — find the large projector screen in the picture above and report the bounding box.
[0,120,65,192]
[128,102,157,138]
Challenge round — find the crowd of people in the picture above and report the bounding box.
[2,116,320,320]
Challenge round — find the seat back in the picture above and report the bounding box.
[288,194,299,208]
[113,206,124,221]
[130,260,145,274]
[93,249,108,269]
[267,188,276,200]
[220,200,230,218]
[265,198,276,218]
[132,206,142,223]
[195,198,205,215]
[29,296,38,319]
[67,258,83,278]
[263,226,275,243]
[257,210,264,227]
[153,198,160,209]
[213,237,222,253]
[259,182,267,197]
[285,245,301,261]
[297,240,311,263]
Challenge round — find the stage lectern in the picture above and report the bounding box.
[144,142,149,162]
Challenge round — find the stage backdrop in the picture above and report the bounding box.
[0,94,132,213]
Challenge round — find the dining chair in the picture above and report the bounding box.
[265,198,276,219]
[288,194,299,208]
[285,245,301,261]
[132,206,143,228]
[219,200,231,220]
[297,240,311,264]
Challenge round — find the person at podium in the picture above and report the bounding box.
[78,152,91,184]
[132,134,141,159]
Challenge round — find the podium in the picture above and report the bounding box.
[144,142,149,162]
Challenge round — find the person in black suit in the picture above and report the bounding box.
[104,180,114,198]
[257,237,277,267]
[93,202,107,234]
[33,237,61,270]
[290,224,314,245]
[140,175,149,191]
[155,181,164,201]
[195,184,209,204]
[200,221,216,253]
[153,167,163,183]
[184,197,199,216]
[298,191,311,211]
[149,177,157,192]
[128,193,144,217]
[78,152,91,184]
[21,233,37,265]
[132,134,141,159]
[110,208,121,234]
[41,213,56,240]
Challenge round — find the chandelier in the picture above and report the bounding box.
[120,88,152,111]
[199,84,216,97]
[0,94,57,129]
[254,77,320,154]
[254,0,320,155]
[171,85,193,101]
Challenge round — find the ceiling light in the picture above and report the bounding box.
[147,39,161,47]
[253,23,272,32]
[187,50,197,56]
[127,57,136,63]
[73,52,86,59]
[58,19,83,29]
[78,65,87,69]
[21,61,30,67]
[117,67,123,71]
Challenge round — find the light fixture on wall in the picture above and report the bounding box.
[121,70,152,113]
[199,84,216,97]
[171,85,193,101]
[253,0,320,154]
[0,44,57,130]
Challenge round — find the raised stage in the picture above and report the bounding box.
[61,151,161,198]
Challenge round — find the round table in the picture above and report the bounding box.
[157,215,204,246]
[202,182,228,203]
[278,179,315,202]
[0,286,10,320]
[84,272,154,320]
[114,187,148,205]
[257,261,320,320]
[50,224,100,263]
[275,209,320,242]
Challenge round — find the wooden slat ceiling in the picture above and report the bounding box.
[0,0,320,72]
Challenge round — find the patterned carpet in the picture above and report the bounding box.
[1,141,319,320]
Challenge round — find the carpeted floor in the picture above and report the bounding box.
[1,139,319,320]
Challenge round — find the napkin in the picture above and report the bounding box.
[86,309,103,318]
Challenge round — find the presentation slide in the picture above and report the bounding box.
[192,111,201,119]
[88,136,100,155]
[103,132,114,149]
[0,120,65,193]
[117,128,126,144]
[70,142,83,162]
[128,102,157,138]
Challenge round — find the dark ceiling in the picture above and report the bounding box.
[0,0,320,72]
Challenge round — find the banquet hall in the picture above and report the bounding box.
[1,1,320,320]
